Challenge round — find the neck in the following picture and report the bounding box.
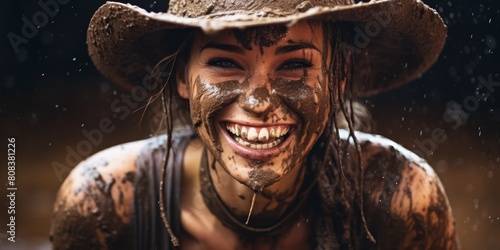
[205,151,307,227]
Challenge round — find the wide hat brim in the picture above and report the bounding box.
[87,0,446,97]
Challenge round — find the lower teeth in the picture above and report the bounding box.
[234,137,283,149]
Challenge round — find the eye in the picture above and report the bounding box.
[207,58,242,69]
[279,59,312,71]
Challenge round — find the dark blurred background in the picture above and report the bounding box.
[0,0,499,249]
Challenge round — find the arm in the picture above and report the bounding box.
[359,135,459,249]
[50,141,143,250]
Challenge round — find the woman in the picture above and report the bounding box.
[51,0,459,249]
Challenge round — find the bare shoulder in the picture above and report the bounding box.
[50,139,148,250]
[342,130,459,249]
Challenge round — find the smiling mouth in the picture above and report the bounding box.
[224,122,291,150]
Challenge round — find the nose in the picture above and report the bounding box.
[238,86,275,116]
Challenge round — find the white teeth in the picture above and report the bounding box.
[281,127,289,136]
[235,124,240,136]
[258,128,269,141]
[227,124,290,140]
[235,137,283,149]
[247,127,258,141]
[226,123,290,149]
[241,127,248,138]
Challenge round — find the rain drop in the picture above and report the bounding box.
[485,35,497,49]
[487,171,494,178]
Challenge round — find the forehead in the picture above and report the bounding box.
[193,21,325,50]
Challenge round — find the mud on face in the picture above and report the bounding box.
[179,21,332,190]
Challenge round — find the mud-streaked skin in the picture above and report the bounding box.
[352,131,459,249]
[50,21,458,250]
[176,22,330,223]
[50,141,142,249]
[177,22,330,191]
[50,132,458,249]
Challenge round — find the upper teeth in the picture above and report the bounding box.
[226,124,289,142]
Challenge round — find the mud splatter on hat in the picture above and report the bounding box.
[87,0,446,96]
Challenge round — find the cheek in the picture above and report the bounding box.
[274,77,329,125]
[313,78,331,123]
[188,76,244,155]
[273,76,330,157]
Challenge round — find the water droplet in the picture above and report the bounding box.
[485,35,497,49]
[487,171,494,178]
[464,217,471,223]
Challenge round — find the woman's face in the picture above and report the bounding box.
[178,21,331,191]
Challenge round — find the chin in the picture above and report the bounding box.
[212,120,302,191]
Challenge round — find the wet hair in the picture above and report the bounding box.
[147,22,375,248]
[311,22,376,248]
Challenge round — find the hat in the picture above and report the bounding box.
[87,0,446,96]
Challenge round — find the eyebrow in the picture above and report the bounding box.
[275,42,320,55]
[200,43,245,54]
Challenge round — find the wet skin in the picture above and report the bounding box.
[50,22,458,249]
[175,22,332,223]
[177,22,330,192]
[50,132,459,249]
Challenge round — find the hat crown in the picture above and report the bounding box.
[168,0,355,18]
